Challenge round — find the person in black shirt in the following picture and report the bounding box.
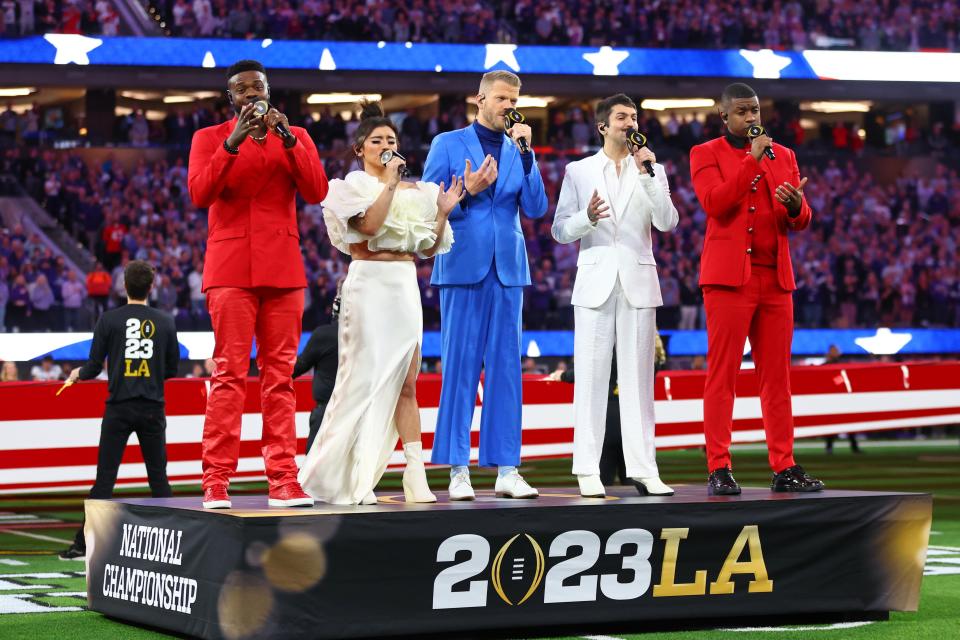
[59,260,180,560]
[293,292,340,454]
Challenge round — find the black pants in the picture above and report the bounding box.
[73,400,172,548]
[600,398,628,485]
[305,402,328,455]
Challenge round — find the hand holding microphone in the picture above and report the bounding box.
[253,100,296,147]
[380,149,409,184]
[504,108,531,154]
[747,124,775,161]
[625,128,655,177]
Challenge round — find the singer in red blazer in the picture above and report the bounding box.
[188,69,328,506]
[689,84,823,496]
[189,120,327,289]
[692,138,810,291]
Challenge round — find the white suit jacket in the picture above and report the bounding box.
[552,150,679,309]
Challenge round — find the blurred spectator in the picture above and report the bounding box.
[0,273,7,331]
[61,269,87,330]
[86,261,111,319]
[28,273,55,330]
[7,273,30,331]
[30,354,62,381]
[0,360,19,381]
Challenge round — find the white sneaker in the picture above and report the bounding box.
[448,470,476,501]
[360,491,378,505]
[577,474,606,498]
[495,470,539,499]
[633,476,674,496]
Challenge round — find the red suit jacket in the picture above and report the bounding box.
[188,120,328,291]
[690,137,811,291]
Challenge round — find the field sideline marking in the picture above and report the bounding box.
[0,529,72,544]
[725,621,876,632]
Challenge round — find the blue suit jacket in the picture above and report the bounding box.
[422,125,548,287]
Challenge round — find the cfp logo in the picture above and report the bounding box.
[432,526,772,610]
[124,318,155,377]
[490,534,544,606]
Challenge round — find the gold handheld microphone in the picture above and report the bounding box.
[504,108,530,153]
[747,125,776,160]
[625,128,655,177]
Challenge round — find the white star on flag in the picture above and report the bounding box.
[43,34,103,65]
[854,328,913,355]
[582,46,629,76]
[526,339,541,357]
[484,44,520,72]
[319,48,336,71]
[739,49,792,79]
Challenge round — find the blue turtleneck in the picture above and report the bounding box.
[472,120,534,179]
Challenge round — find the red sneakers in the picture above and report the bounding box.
[202,485,231,509]
[268,482,314,507]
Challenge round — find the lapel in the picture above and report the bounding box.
[499,135,517,195]
[761,151,788,221]
[590,151,614,222]
[461,126,486,177]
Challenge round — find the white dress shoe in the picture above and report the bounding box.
[577,474,606,498]
[632,476,674,496]
[448,470,475,501]
[360,491,378,505]
[495,470,539,499]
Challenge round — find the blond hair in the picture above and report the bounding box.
[479,70,521,94]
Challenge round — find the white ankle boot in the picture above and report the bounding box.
[577,474,606,498]
[402,442,437,503]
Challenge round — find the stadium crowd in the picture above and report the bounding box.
[2,97,959,336]
[2,0,955,52]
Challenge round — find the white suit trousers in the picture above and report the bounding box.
[572,279,658,479]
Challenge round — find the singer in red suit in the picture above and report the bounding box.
[689,83,824,496]
[188,59,328,509]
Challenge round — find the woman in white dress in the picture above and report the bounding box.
[298,102,463,505]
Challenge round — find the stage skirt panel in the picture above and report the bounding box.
[298,260,422,504]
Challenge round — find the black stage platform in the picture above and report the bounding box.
[84,486,932,639]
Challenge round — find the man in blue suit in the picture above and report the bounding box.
[423,70,548,500]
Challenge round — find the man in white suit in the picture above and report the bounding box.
[552,94,679,498]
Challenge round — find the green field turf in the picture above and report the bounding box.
[1,440,957,639]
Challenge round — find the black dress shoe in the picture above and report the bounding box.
[707,467,741,496]
[58,543,86,561]
[771,465,825,492]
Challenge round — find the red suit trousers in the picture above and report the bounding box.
[702,266,797,473]
[202,286,303,490]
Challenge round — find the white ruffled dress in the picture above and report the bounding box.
[298,171,453,504]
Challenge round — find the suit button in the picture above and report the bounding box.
[746,248,753,254]
[749,206,756,212]
[747,227,754,233]
[750,187,758,193]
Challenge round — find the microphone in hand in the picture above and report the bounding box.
[747,125,776,160]
[625,128,655,177]
[504,108,530,154]
[253,100,294,141]
[380,149,410,177]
